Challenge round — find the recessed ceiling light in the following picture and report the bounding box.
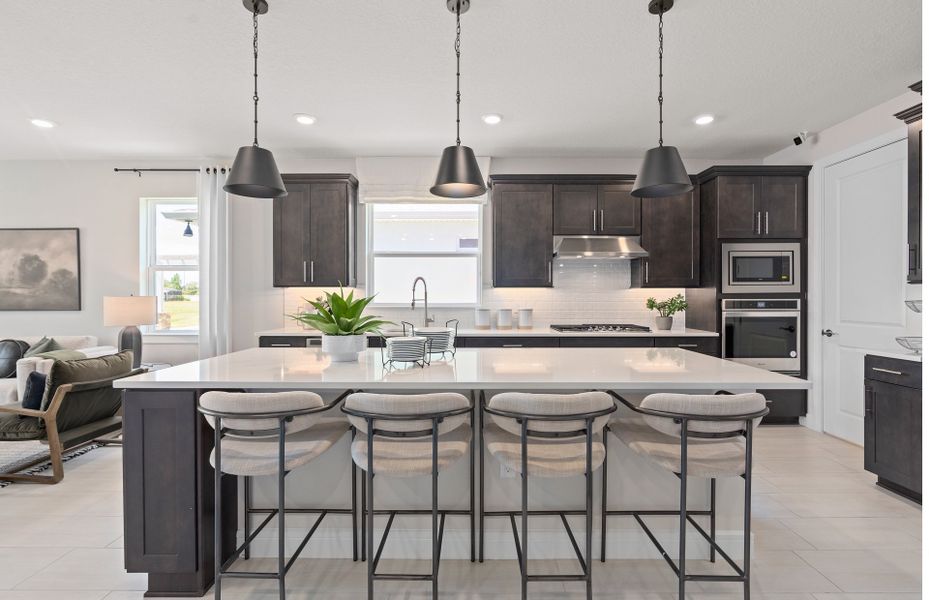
[694,114,715,126]
[481,114,503,125]
[30,118,56,129]
[293,113,316,125]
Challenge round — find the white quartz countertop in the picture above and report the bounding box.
[116,347,807,391]
[255,326,719,338]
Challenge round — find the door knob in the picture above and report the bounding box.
[821,329,837,337]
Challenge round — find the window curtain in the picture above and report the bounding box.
[198,167,230,358]
[357,156,491,204]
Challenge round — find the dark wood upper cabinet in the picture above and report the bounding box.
[273,174,357,287]
[632,186,700,287]
[716,176,761,238]
[491,183,554,287]
[895,86,922,284]
[552,182,640,235]
[553,185,598,235]
[598,183,641,235]
[698,167,811,240]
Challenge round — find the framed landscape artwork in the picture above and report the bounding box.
[0,228,81,311]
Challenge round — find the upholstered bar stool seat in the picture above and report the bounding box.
[483,423,605,477]
[352,424,471,477]
[215,420,350,477]
[611,416,746,478]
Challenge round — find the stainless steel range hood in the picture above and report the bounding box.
[554,235,649,260]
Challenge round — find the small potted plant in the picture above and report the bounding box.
[646,293,688,331]
[289,287,391,362]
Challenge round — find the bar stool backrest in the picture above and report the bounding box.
[200,391,325,437]
[639,392,766,437]
[488,392,614,436]
[345,392,470,435]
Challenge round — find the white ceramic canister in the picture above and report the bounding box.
[496,309,514,330]
[474,308,492,330]
[518,308,534,330]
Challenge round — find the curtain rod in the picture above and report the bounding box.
[113,168,225,177]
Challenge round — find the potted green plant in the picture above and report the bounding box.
[646,293,688,331]
[289,287,391,362]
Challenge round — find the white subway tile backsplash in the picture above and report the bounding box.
[282,261,688,331]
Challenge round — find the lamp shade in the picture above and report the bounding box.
[103,296,157,327]
[223,145,287,199]
[430,145,487,198]
[631,145,694,198]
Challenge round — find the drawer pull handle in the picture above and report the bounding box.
[502,344,524,348]
[871,367,903,376]
[269,343,291,347]
[677,343,698,348]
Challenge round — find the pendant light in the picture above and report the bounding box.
[431,0,487,199]
[183,221,194,237]
[631,0,693,198]
[224,0,287,199]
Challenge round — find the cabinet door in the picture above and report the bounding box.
[493,184,554,287]
[761,176,805,238]
[865,379,921,493]
[907,120,922,283]
[459,337,560,348]
[308,183,349,286]
[553,185,598,235]
[273,185,310,286]
[598,183,641,235]
[639,189,700,287]
[716,176,762,238]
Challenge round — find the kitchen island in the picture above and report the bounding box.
[116,346,807,597]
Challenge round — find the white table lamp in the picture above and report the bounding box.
[104,295,157,368]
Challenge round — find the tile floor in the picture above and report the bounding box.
[0,426,920,599]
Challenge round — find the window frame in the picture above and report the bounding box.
[139,197,200,337]
[365,202,483,308]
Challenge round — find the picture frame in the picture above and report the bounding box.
[0,228,82,311]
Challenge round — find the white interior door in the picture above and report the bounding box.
[822,139,910,444]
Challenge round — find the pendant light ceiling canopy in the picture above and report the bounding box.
[224,0,287,199]
[631,0,694,199]
[431,0,487,199]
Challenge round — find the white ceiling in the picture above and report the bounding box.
[3,0,921,161]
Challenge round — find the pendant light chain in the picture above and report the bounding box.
[252,6,260,147]
[657,7,664,147]
[455,4,462,146]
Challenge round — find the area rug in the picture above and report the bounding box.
[0,441,102,488]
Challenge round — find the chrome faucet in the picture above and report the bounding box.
[411,277,434,327]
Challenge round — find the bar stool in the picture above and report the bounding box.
[479,391,616,600]
[603,391,768,600]
[342,392,475,600]
[198,390,354,600]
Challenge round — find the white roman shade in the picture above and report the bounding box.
[357,156,490,204]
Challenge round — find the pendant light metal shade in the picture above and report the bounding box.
[224,145,287,198]
[431,145,486,198]
[632,145,692,198]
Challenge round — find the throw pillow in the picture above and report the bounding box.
[24,337,63,357]
[21,371,47,411]
[31,349,87,361]
[0,339,26,378]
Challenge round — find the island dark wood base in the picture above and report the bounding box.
[123,389,238,597]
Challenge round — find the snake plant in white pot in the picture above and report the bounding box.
[289,287,391,362]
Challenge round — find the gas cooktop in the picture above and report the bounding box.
[550,323,651,333]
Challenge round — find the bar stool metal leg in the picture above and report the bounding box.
[478,393,485,563]
[601,427,608,563]
[744,422,753,600]
[351,429,358,562]
[520,420,529,600]
[366,419,375,600]
[278,421,286,599]
[710,478,717,563]
[432,417,440,599]
[243,476,251,560]
[678,421,688,600]
[585,420,593,599]
[214,417,223,600]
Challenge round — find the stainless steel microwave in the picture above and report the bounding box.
[721,242,801,295]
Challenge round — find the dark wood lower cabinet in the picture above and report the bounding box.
[864,355,922,502]
[654,337,719,356]
[458,337,560,348]
[123,390,237,597]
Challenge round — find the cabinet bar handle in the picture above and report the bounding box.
[302,261,307,283]
[765,211,769,235]
[600,209,604,231]
[645,261,649,283]
[502,344,524,348]
[548,260,552,284]
[678,343,698,348]
[593,210,597,231]
[871,367,904,376]
[310,260,315,283]
[756,212,762,235]
[269,343,291,347]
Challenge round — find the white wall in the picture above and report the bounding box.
[0,160,200,364]
[764,90,922,432]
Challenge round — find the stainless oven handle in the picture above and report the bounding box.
[721,311,801,318]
